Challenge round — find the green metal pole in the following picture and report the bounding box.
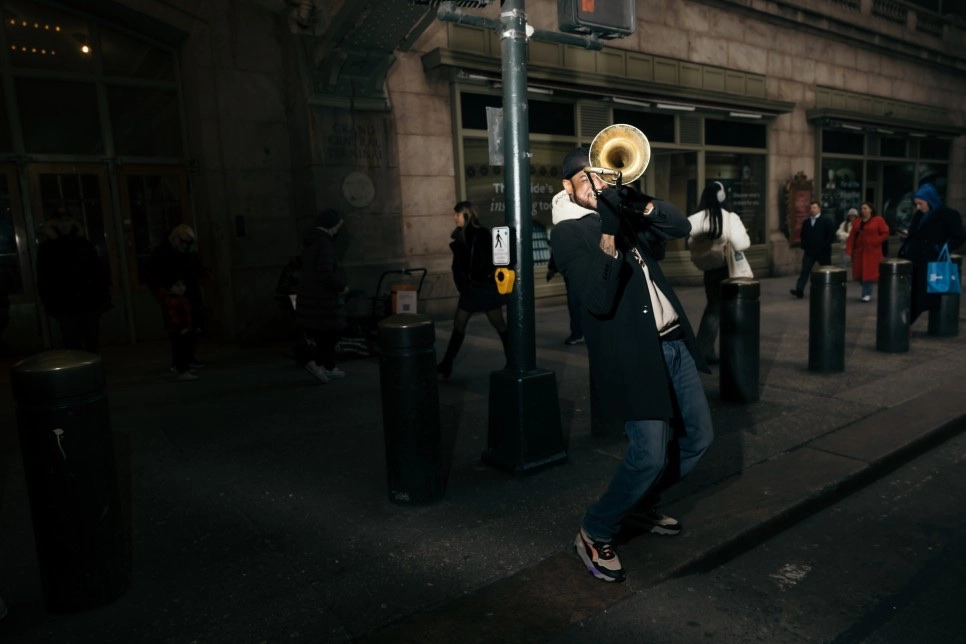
[482,0,566,474]
[499,0,534,373]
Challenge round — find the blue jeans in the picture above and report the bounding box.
[861,281,874,298]
[582,339,714,542]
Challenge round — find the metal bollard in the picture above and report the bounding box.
[378,314,444,505]
[720,278,760,403]
[877,258,912,352]
[928,254,961,337]
[809,266,847,372]
[11,350,130,613]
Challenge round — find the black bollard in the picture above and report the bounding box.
[928,254,961,337]
[378,314,444,505]
[720,278,760,402]
[12,350,130,613]
[809,266,847,372]
[876,258,912,352]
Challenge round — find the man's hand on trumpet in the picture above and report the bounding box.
[598,185,655,218]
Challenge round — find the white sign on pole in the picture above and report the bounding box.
[492,226,510,266]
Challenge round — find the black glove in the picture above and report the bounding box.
[617,185,655,213]
[597,187,622,235]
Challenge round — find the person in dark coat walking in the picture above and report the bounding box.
[436,200,508,379]
[790,200,836,298]
[550,147,714,583]
[161,278,199,381]
[295,208,348,383]
[148,224,209,367]
[898,183,965,323]
[36,211,110,351]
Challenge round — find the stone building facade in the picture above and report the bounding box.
[0,0,963,351]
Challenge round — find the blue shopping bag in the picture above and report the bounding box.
[927,243,960,294]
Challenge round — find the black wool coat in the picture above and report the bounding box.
[800,214,836,264]
[36,235,109,316]
[899,204,965,320]
[449,222,494,292]
[295,227,347,332]
[550,200,707,422]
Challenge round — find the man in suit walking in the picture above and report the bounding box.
[790,200,836,298]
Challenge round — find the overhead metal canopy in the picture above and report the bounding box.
[307,0,445,110]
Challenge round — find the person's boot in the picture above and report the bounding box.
[498,329,510,368]
[437,329,464,378]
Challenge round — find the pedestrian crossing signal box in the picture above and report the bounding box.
[492,226,510,266]
[558,0,636,39]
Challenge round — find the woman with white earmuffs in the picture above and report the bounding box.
[687,181,751,366]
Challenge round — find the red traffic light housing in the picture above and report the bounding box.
[558,0,636,39]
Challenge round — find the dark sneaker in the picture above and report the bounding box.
[574,527,625,582]
[789,289,804,299]
[633,509,681,535]
[564,335,584,345]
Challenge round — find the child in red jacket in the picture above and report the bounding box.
[162,279,198,381]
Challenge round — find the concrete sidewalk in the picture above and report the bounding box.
[0,275,964,643]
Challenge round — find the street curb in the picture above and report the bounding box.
[357,395,966,643]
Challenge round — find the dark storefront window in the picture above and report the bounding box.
[822,130,864,154]
[614,109,675,143]
[0,173,22,295]
[707,152,767,244]
[108,86,183,157]
[880,162,916,232]
[821,158,863,225]
[705,119,766,148]
[459,92,574,135]
[821,125,950,235]
[919,138,950,160]
[17,78,103,154]
[529,100,574,135]
[0,84,11,153]
[880,137,907,158]
[100,25,175,81]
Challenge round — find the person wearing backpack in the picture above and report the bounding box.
[687,181,750,365]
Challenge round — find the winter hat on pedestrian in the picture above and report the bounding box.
[913,183,941,211]
[847,208,858,218]
[561,147,590,180]
[316,208,343,229]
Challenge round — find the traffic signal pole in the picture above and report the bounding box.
[481,0,567,474]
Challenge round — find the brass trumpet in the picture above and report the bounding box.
[583,123,651,187]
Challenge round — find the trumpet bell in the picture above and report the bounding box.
[587,124,651,185]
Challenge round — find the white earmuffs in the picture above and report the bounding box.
[714,181,726,204]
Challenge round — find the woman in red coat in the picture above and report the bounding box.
[846,202,891,302]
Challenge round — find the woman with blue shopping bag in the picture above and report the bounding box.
[897,183,965,323]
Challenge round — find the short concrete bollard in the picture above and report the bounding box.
[12,350,130,613]
[378,314,445,505]
[809,266,847,372]
[720,278,760,403]
[877,258,912,352]
[928,254,961,337]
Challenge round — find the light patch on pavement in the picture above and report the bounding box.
[769,563,812,591]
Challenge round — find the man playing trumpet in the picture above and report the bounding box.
[550,144,714,583]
